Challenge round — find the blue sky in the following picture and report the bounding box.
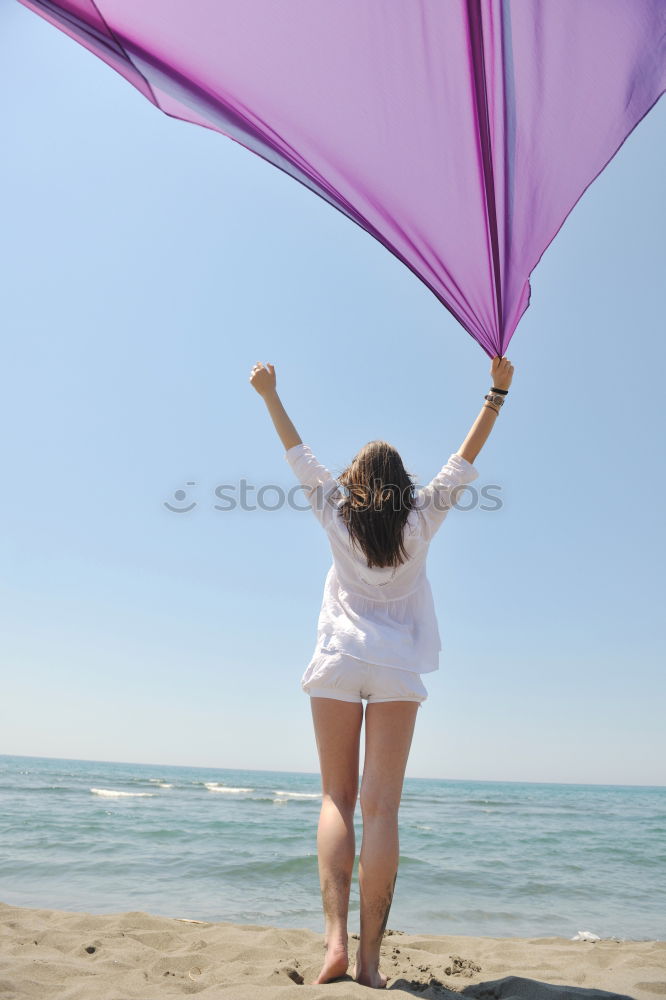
[2,3,664,785]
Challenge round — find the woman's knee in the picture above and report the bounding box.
[359,785,401,820]
[321,788,358,816]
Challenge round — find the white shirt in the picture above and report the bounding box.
[285,443,479,674]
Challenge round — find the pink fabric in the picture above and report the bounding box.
[19,0,665,356]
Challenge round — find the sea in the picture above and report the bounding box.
[1,755,664,942]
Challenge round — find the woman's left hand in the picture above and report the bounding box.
[249,361,276,397]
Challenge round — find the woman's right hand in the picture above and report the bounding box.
[490,355,514,391]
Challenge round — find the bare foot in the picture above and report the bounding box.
[352,957,387,989]
[311,943,349,984]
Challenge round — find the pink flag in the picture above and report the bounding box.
[19,0,665,355]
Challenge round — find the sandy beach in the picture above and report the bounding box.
[1,901,664,999]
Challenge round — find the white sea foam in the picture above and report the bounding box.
[90,788,155,798]
[149,780,173,788]
[273,790,321,799]
[203,782,254,794]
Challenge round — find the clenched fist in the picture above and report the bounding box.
[249,361,276,397]
[490,356,514,392]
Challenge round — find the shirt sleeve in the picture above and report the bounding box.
[413,452,479,542]
[284,443,340,530]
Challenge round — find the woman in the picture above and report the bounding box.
[249,355,514,988]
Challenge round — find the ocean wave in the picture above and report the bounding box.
[148,779,173,788]
[90,788,155,798]
[0,784,73,793]
[462,799,524,807]
[222,854,319,878]
[272,790,321,800]
[204,783,254,794]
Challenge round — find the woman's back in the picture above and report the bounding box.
[285,443,479,672]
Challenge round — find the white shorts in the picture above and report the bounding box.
[301,651,428,706]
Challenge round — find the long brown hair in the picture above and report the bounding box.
[337,440,415,569]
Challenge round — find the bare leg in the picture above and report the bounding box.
[354,700,419,989]
[309,696,363,985]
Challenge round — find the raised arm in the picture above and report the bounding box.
[457,356,514,465]
[249,361,302,451]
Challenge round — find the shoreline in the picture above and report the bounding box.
[1,901,664,998]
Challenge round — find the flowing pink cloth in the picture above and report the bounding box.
[19,0,665,355]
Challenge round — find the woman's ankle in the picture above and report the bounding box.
[355,949,380,972]
[324,931,349,951]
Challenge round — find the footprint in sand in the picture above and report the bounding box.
[273,959,305,985]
